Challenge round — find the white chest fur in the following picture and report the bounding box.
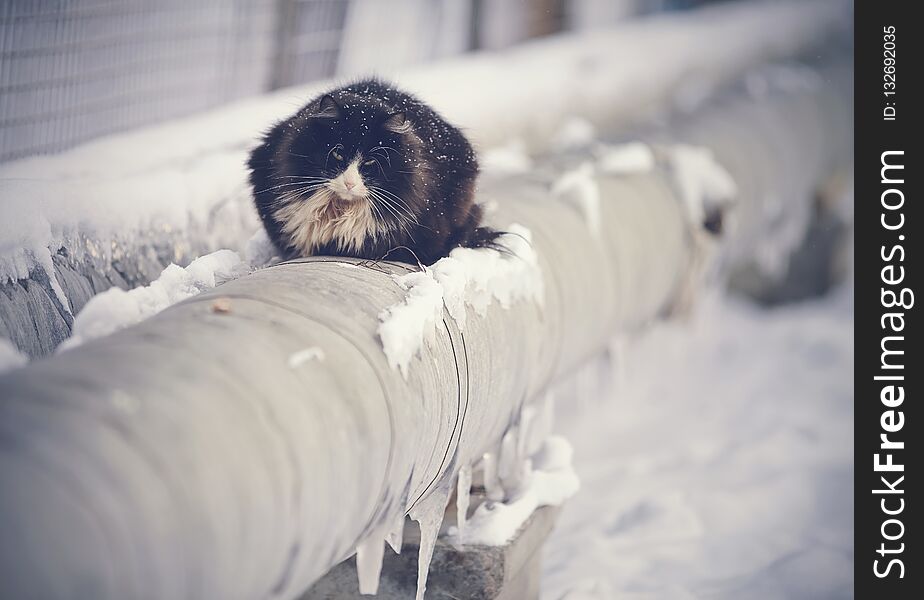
[274,189,384,254]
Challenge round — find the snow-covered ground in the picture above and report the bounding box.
[543,286,853,599]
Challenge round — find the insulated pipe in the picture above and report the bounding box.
[0,71,851,599]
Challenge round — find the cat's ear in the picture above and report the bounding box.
[383,112,412,134]
[314,95,340,119]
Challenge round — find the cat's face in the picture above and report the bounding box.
[286,95,419,205]
[265,94,424,255]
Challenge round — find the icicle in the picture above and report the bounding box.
[355,530,385,595]
[385,512,406,555]
[516,405,535,461]
[533,392,555,452]
[408,484,452,600]
[482,452,503,501]
[35,246,71,314]
[498,428,520,492]
[456,465,472,536]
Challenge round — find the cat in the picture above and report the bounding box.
[248,78,500,265]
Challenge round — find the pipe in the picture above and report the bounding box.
[0,68,851,599]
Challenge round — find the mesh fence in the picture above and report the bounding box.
[0,0,636,164]
[0,0,349,163]
[272,0,349,88]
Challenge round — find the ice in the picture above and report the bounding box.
[379,225,543,376]
[287,347,325,368]
[385,512,406,555]
[408,484,453,600]
[480,140,533,174]
[596,142,656,174]
[552,163,601,236]
[497,428,522,493]
[552,117,597,150]
[453,436,579,546]
[33,244,72,314]
[665,144,737,229]
[455,464,472,536]
[0,338,28,375]
[355,530,386,595]
[58,249,249,351]
[481,452,503,501]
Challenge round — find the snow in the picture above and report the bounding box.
[287,347,326,368]
[0,152,258,288]
[379,224,543,377]
[552,117,597,151]
[245,228,280,269]
[595,142,656,175]
[665,144,738,228]
[450,436,580,547]
[58,250,249,351]
[377,270,445,379]
[0,338,28,375]
[434,224,543,327]
[480,140,533,174]
[542,286,853,599]
[552,163,602,236]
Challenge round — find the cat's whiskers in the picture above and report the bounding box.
[364,196,392,239]
[370,145,400,158]
[276,181,328,195]
[276,183,330,203]
[368,189,418,227]
[367,191,408,225]
[273,175,330,181]
[369,185,419,222]
[367,191,415,238]
[368,148,394,168]
[371,197,416,243]
[253,179,329,195]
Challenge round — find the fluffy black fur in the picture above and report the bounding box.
[248,78,498,265]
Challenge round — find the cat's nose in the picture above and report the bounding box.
[344,180,356,190]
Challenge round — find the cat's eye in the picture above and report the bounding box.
[362,159,376,167]
[331,149,344,161]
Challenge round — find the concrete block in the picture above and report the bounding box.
[302,496,560,600]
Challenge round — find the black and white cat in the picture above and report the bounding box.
[248,78,499,265]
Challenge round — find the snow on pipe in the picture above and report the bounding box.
[0,66,851,599]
